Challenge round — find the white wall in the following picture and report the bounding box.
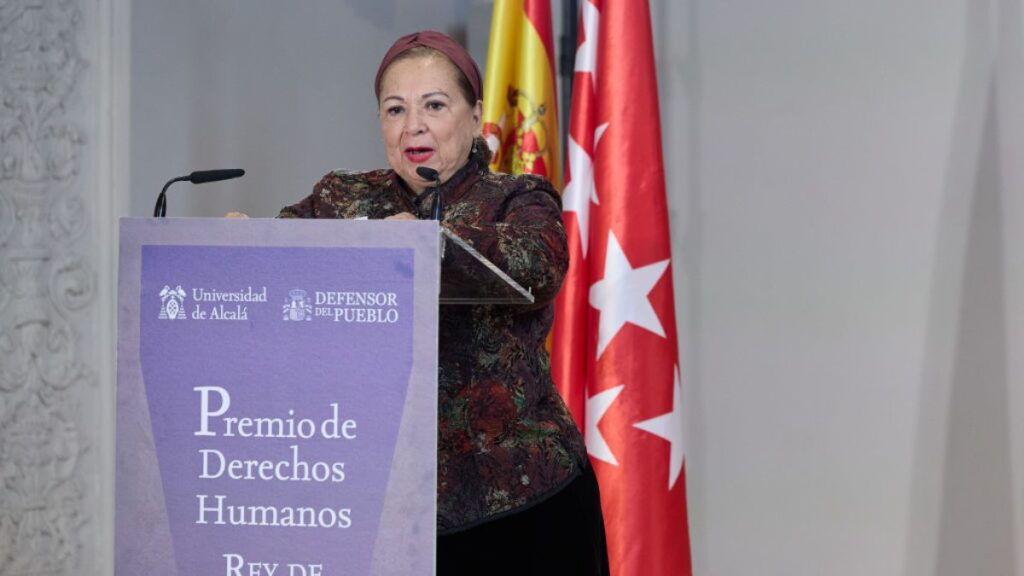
[656,1,1023,574]
[131,0,475,218]
[129,1,1024,575]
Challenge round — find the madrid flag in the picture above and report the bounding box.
[551,1,693,574]
[481,0,560,188]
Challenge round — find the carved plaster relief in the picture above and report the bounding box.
[0,1,94,574]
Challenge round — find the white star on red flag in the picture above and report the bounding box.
[589,231,670,358]
[562,123,608,257]
[634,366,686,489]
[574,0,600,77]
[585,384,625,465]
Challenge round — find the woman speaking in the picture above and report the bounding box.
[276,31,608,575]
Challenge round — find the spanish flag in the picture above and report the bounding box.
[481,0,561,189]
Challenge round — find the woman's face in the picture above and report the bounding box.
[378,54,482,194]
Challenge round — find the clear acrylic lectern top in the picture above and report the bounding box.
[439,228,535,306]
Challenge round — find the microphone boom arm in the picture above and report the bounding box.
[153,176,189,218]
[153,169,245,218]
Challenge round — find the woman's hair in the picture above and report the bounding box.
[379,46,477,106]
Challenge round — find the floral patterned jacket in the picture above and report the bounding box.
[278,139,587,534]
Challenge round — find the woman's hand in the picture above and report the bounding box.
[385,212,417,221]
[224,212,249,219]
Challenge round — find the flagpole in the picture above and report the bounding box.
[559,0,577,171]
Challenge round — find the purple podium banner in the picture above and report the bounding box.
[117,218,439,576]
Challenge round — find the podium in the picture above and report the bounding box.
[116,218,532,576]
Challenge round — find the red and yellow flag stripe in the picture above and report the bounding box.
[482,0,561,189]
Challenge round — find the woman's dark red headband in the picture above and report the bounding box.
[374,30,482,102]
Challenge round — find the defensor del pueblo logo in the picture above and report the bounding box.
[283,289,313,321]
[296,290,401,323]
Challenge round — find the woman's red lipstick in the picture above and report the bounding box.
[405,147,434,163]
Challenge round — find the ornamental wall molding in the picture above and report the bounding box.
[0,1,94,574]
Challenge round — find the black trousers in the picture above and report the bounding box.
[437,464,609,575]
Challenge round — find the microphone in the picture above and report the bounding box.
[189,169,245,184]
[415,166,442,221]
[153,169,245,217]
